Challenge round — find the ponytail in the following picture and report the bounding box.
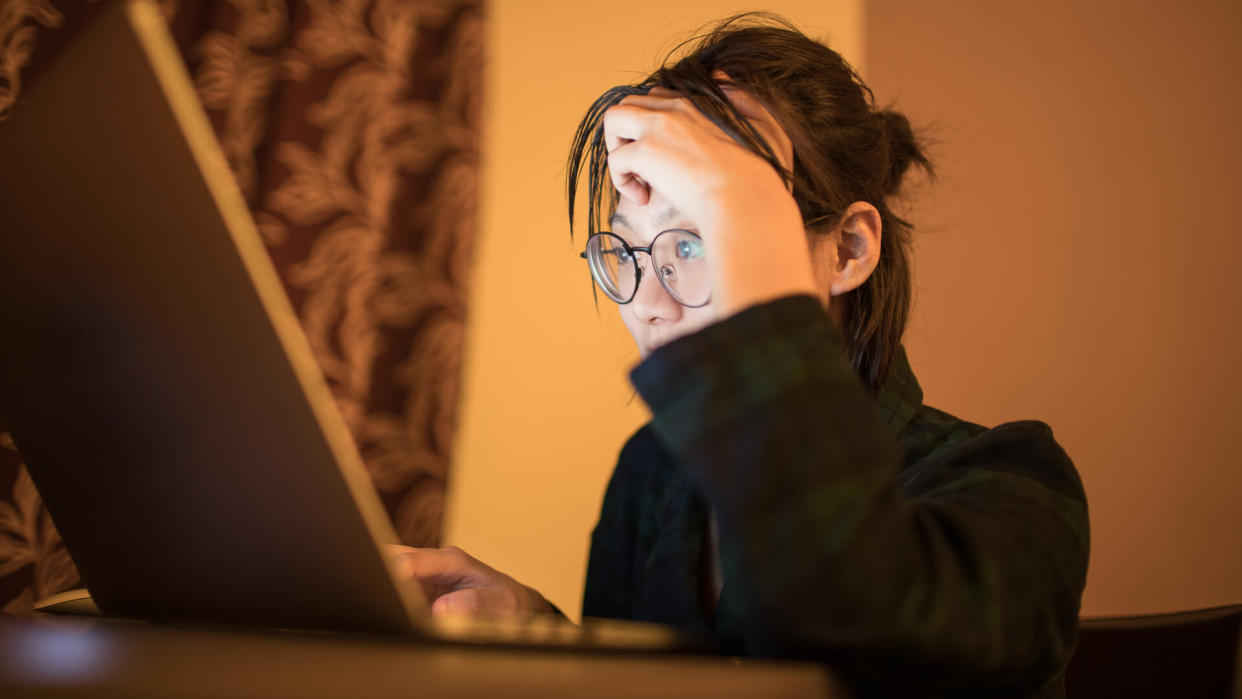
[877,108,933,198]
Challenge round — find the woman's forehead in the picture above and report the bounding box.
[609,202,688,233]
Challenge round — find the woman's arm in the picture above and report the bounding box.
[632,295,1089,695]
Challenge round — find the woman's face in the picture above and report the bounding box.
[612,191,837,358]
[608,88,835,358]
[610,189,719,358]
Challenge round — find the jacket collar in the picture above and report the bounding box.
[873,345,924,438]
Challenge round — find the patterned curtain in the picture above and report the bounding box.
[0,0,482,614]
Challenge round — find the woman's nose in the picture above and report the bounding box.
[629,256,682,324]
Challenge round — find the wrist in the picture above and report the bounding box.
[705,207,818,318]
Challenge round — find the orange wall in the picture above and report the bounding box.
[865,0,1242,615]
[448,1,862,620]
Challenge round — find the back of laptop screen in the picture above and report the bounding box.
[0,0,422,634]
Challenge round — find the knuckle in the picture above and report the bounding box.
[441,546,470,566]
[497,585,519,611]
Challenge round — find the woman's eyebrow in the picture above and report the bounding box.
[608,206,686,232]
[655,206,685,227]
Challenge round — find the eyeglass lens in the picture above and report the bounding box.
[586,230,709,307]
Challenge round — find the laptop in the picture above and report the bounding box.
[0,0,692,652]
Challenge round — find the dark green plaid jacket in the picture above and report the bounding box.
[583,296,1089,698]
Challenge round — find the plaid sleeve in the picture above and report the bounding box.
[631,295,1088,696]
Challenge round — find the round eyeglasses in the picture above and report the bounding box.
[580,229,710,308]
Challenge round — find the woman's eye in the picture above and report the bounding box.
[676,239,704,260]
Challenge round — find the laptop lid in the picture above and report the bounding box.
[0,0,429,634]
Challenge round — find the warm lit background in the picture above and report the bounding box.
[6,0,1231,624]
[450,0,1242,621]
[865,0,1242,618]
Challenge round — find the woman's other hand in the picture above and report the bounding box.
[386,545,556,618]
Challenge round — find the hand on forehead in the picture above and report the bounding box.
[602,71,797,222]
[639,76,793,180]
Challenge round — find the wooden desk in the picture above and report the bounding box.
[0,615,844,697]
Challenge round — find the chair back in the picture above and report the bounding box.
[1066,604,1242,698]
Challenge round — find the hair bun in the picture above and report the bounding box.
[878,108,932,196]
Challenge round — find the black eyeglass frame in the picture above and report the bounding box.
[579,229,711,308]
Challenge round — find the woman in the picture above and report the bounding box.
[396,15,1089,698]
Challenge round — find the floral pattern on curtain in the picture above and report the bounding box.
[0,0,481,614]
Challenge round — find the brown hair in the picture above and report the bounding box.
[566,13,932,391]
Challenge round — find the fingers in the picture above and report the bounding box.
[603,90,734,206]
[622,82,791,174]
[713,81,795,174]
[645,85,680,99]
[601,119,649,204]
[601,104,647,203]
[599,142,648,205]
[614,163,650,205]
[430,586,522,617]
[617,93,684,110]
[719,84,767,120]
[388,547,553,618]
[602,103,655,153]
[604,102,683,205]
[391,545,488,589]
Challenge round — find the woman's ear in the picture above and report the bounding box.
[828,201,882,296]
